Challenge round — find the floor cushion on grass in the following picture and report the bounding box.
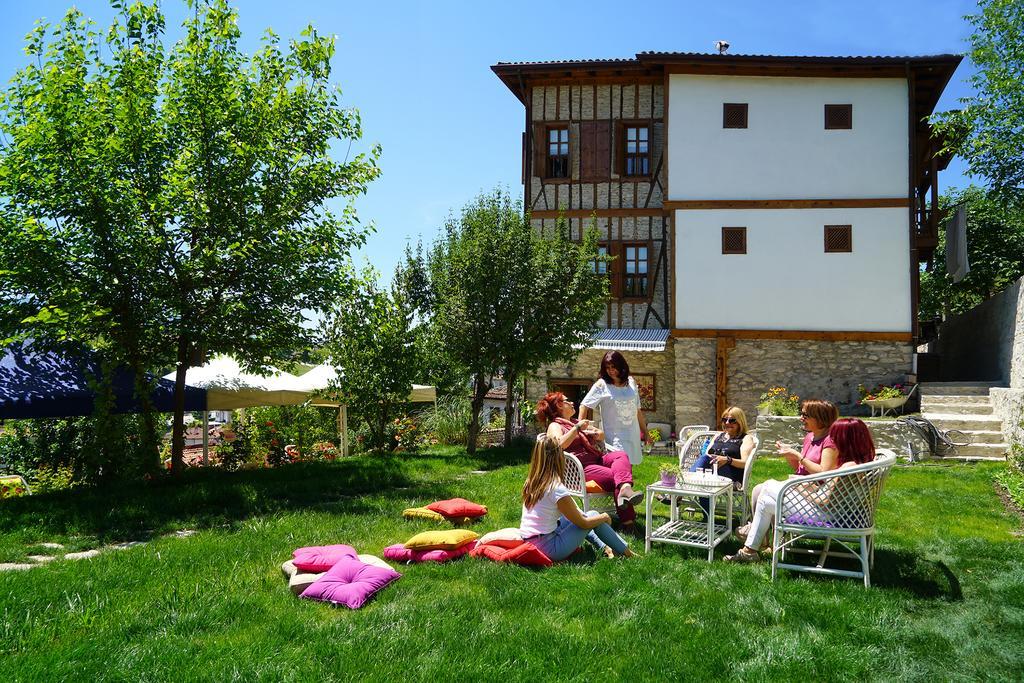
[292,544,358,573]
[403,506,447,522]
[403,529,479,551]
[357,554,394,571]
[300,557,401,609]
[289,570,325,596]
[469,541,552,567]
[281,560,298,578]
[425,498,488,519]
[585,480,607,494]
[478,527,525,548]
[383,541,477,563]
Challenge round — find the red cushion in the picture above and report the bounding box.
[479,538,524,550]
[469,541,552,567]
[292,544,358,573]
[425,498,488,519]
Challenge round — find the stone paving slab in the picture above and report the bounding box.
[26,555,57,563]
[0,563,34,571]
[64,549,102,560]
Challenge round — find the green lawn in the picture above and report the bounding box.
[1,446,1022,681]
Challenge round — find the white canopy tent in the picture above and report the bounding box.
[166,357,436,461]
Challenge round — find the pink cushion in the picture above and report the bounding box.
[382,541,477,563]
[300,557,401,609]
[425,498,488,519]
[292,544,358,573]
[469,541,552,567]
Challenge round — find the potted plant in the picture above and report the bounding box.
[645,427,662,454]
[858,383,913,416]
[659,464,681,487]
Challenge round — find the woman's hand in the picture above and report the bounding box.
[713,455,731,466]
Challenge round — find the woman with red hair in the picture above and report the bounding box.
[725,418,875,563]
[536,391,644,534]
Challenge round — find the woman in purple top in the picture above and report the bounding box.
[741,399,839,538]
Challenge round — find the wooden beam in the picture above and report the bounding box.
[672,329,913,343]
[663,198,910,210]
[715,336,736,423]
[531,208,667,219]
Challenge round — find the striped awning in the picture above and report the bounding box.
[591,328,669,352]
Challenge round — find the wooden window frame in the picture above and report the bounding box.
[620,241,652,301]
[824,104,853,130]
[824,224,853,253]
[621,123,651,178]
[723,103,748,129]
[721,227,747,255]
[545,124,570,180]
[593,243,616,295]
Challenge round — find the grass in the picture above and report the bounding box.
[1,446,1023,681]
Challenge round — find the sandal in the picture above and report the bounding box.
[617,485,644,507]
[724,547,760,563]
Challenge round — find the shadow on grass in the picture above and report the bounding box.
[778,547,962,600]
[0,444,531,543]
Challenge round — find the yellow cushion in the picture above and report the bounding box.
[404,529,479,551]
[585,480,608,494]
[403,507,446,522]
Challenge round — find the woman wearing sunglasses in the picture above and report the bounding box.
[689,406,755,486]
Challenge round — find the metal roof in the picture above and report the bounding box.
[591,328,670,352]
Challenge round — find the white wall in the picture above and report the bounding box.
[667,75,908,200]
[674,208,911,331]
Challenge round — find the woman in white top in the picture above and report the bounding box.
[579,351,648,465]
[519,435,633,562]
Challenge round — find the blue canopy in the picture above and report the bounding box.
[0,342,207,420]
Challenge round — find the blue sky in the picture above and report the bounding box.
[0,0,979,281]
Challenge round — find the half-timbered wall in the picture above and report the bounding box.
[527,83,669,331]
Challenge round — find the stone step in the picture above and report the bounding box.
[919,382,999,396]
[918,401,993,415]
[959,430,1010,444]
[920,394,992,406]
[954,442,1008,458]
[921,413,1004,432]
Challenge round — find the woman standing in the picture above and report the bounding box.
[579,351,648,465]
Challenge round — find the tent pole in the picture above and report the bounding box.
[202,411,209,466]
[338,405,348,457]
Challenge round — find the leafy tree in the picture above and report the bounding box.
[321,268,419,451]
[0,1,380,472]
[919,186,1024,318]
[932,0,1024,202]
[422,189,607,453]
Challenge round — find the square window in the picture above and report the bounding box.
[722,227,747,254]
[825,104,853,130]
[824,225,853,252]
[723,103,748,129]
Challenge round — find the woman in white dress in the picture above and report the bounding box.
[579,351,648,465]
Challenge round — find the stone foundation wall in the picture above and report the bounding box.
[673,338,717,427]
[729,339,913,419]
[525,345,676,427]
[991,388,1024,447]
[754,415,927,457]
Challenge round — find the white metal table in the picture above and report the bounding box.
[645,474,733,561]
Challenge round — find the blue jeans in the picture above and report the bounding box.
[531,511,629,561]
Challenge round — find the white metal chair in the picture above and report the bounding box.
[675,425,711,453]
[770,450,896,588]
[563,451,616,514]
[677,430,717,471]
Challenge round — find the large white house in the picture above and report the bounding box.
[492,52,961,426]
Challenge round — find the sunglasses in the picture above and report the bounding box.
[798,413,809,419]
[721,417,738,424]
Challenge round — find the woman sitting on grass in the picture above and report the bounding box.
[725,418,876,563]
[520,435,633,561]
[537,392,644,534]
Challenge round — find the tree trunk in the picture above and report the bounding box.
[466,374,490,455]
[170,335,190,474]
[503,370,516,447]
[131,359,160,475]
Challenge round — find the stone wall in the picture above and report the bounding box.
[673,338,717,427]
[937,277,1024,386]
[525,345,676,428]
[728,339,913,419]
[991,388,1024,448]
[754,416,927,458]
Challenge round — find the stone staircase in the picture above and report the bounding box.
[919,382,1008,460]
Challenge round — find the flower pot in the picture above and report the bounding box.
[660,474,677,487]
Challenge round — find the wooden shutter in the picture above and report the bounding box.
[722,227,747,254]
[521,132,527,184]
[824,225,853,252]
[532,123,547,178]
[825,104,853,129]
[579,120,611,181]
[614,121,626,176]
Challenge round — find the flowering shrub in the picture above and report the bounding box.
[758,386,801,416]
[392,416,422,453]
[858,383,907,403]
[310,441,340,461]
